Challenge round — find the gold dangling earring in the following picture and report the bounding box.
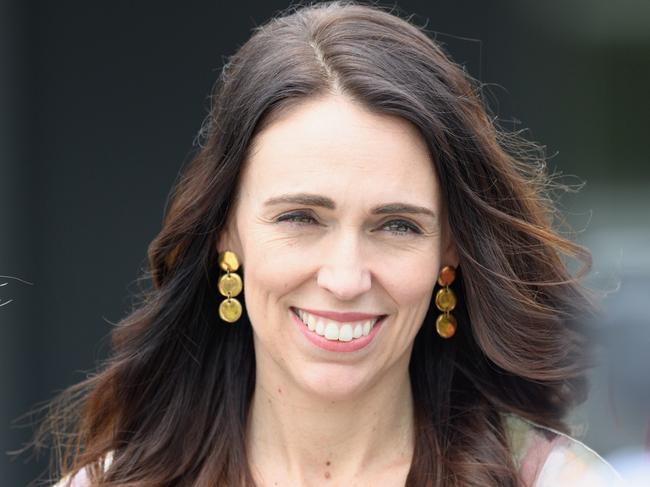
[217,250,243,323]
[435,265,457,338]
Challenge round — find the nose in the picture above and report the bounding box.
[316,232,372,301]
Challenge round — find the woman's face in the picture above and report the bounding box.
[220,95,458,399]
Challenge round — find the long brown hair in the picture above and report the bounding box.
[35,2,595,485]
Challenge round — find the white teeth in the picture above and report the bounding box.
[295,308,382,342]
[362,320,371,336]
[339,324,353,342]
[309,317,320,332]
[306,314,317,331]
[324,323,339,340]
[315,320,325,335]
[353,324,363,339]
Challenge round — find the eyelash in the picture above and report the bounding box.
[275,211,423,236]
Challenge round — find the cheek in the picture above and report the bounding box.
[238,222,320,300]
[380,251,440,307]
[243,248,307,295]
[239,243,309,332]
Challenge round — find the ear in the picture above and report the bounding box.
[216,217,244,265]
[440,219,460,270]
[442,240,460,270]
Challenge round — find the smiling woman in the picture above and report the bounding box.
[39,1,622,486]
[218,96,449,399]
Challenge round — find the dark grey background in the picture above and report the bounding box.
[2,1,649,485]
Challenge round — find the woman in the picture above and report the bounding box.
[46,1,621,486]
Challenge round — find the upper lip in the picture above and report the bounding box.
[293,307,385,322]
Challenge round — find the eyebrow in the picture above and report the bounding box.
[263,193,437,220]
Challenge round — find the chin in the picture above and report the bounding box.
[294,361,377,401]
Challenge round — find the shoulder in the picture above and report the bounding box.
[504,414,624,487]
[52,469,89,487]
[51,452,114,487]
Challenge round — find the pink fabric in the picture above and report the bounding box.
[520,431,567,486]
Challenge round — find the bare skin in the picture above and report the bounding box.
[219,94,458,486]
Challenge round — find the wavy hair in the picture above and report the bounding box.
[35,2,596,486]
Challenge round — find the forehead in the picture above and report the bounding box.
[240,95,439,206]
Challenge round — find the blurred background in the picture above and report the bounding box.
[1,0,648,485]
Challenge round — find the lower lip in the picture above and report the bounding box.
[290,309,386,353]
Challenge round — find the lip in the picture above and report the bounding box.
[294,307,384,322]
[290,308,387,353]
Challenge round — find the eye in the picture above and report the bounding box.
[380,219,422,236]
[275,210,319,226]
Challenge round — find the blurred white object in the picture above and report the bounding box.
[607,448,650,486]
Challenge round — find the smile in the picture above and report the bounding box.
[292,308,385,342]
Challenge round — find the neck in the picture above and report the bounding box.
[247,355,414,486]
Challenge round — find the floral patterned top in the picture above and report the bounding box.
[505,414,623,486]
[54,414,623,486]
